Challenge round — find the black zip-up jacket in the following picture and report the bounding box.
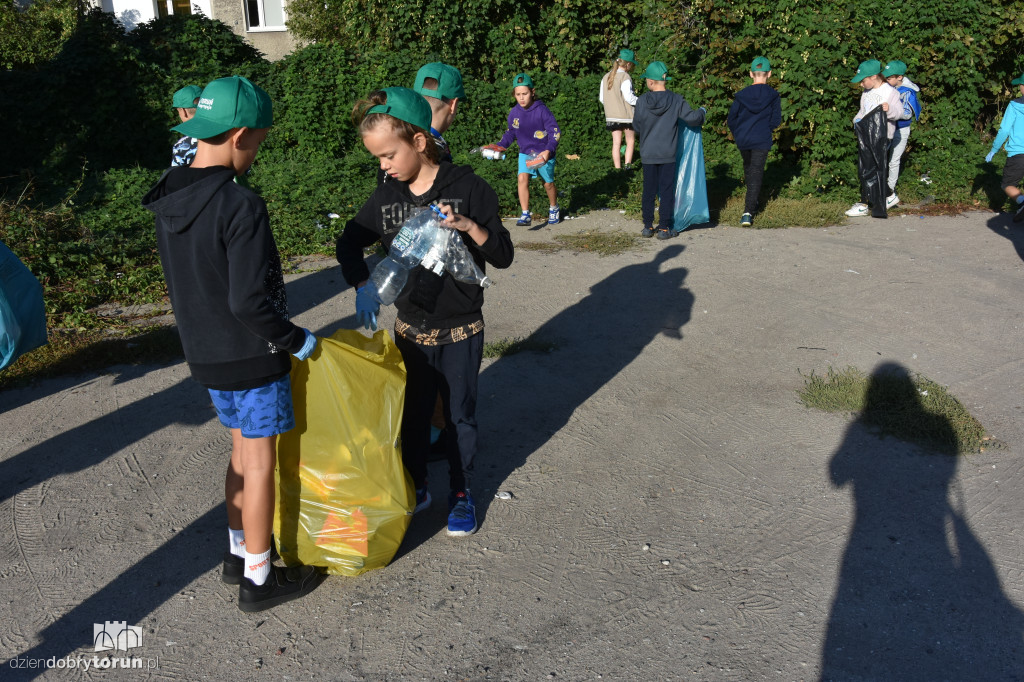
[336,162,514,330]
[142,166,305,389]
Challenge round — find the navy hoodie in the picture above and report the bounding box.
[142,166,305,390]
[727,83,782,151]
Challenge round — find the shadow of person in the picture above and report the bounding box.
[971,161,1007,211]
[820,363,1024,680]
[985,213,1024,263]
[396,244,693,552]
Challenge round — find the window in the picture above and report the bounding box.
[245,0,286,30]
[156,0,192,19]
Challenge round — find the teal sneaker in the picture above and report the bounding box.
[447,491,477,536]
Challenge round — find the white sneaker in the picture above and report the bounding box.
[844,203,869,217]
[886,194,899,209]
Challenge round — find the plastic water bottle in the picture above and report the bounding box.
[445,231,492,288]
[482,148,506,160]
[389,208,443,267]
[367,256,409,306]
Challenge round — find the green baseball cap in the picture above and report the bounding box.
[1012,71,1024,86]
[367,87,432,130]
[641,61,671,81]
[751,56,770,72]
[882,59,907,77]
[851,59,882,83]
[413,62,465,101]
[171,85,202,108]
[513,73,534,89]
[171,76,272,140]
[618,48,635,64]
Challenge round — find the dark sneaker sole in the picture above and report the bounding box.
[238,566,324,613]
[222,539,280,585]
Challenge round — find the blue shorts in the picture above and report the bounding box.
[518,154,557,183]
[208,375,295,438]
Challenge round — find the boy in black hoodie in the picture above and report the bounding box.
[633,61,706,239]
[727,56,783,227]
[142,76,321,613]
[336,87,514,537]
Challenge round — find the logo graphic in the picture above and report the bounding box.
[93,622,143,652]
[533,130,547,139]
[512,117,520,129]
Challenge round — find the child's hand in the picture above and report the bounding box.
[435,203,476,233]
[881,102,889,112]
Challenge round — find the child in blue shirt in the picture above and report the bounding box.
[986,71,1024,223]
[882,60,922,209]
[487,73,562,226]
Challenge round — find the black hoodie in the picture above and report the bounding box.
[633,90,706,165]
[336,162,514,331]
[142,166,305,389]
[727,83,782,151]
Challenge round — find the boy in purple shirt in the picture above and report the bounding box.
[487,73,562,225]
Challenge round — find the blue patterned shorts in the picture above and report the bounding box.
[208,375,295,438]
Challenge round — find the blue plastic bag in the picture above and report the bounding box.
[0,241,47,370]
[673,124,710,232]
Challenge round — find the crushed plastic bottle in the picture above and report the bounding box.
[445,230,492,288]
[367,256,409,306]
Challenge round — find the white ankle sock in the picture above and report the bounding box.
[229,528,246,558]
[244,549,271,586]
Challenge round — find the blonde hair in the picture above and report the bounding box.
[604,59,634,90]
[351,90,441,165]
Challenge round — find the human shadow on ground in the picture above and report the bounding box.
[985,212,1024,264]
[0,264,350,504]
[397,244,693,552]
[6,504,247,681]
[820,363,1024,680]
[972,162,1008,211]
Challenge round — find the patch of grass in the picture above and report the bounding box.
[719,196,849,228]
[0,326,184,390]
[798,365,991,454]
[517,241,567,254]
[482,336,559,359]
[553,230,641,256]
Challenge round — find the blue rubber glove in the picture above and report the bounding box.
[293,328,317,361]
[355,285,379,331]
[985,151,995,163]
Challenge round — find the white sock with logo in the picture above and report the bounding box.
[229,528,246,558]
[244,549,271,586]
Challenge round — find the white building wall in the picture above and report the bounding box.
[93,0,212,31]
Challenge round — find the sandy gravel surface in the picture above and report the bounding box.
[2,210,1023,681]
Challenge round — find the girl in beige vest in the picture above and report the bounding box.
[599,49,638,169]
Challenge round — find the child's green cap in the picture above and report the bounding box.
[618,49,635,64]
[171,85,203,108]
[513,73,534,89]
[882,60,907,77]
[367,87,432,131]
[641,61,671,81]
[171,76,272,140]
[751,56,770,72]
[414,63,465,101]
[1012,72,1024,86]
[850,59,882,83]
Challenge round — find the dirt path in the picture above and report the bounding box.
[2,210,1023,680]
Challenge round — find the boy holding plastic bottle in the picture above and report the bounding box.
[485,73,562,225]
[985,71,1024,223]
[336,87,514,536]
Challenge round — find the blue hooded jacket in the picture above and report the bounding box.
[727,84,782,151]
[990,97,1024,158]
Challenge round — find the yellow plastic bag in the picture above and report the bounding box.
[274,329,413,576]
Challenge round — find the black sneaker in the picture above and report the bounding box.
[238,565,323,613]
[655,228,674,240]
[641,227,655,238]
[1014,201,1024,223]
[222,539,280,585]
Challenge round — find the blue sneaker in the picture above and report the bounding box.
[516,211,532,226]
[548,205,561,224]
[447,491,477,536]
[414,488,431,514]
